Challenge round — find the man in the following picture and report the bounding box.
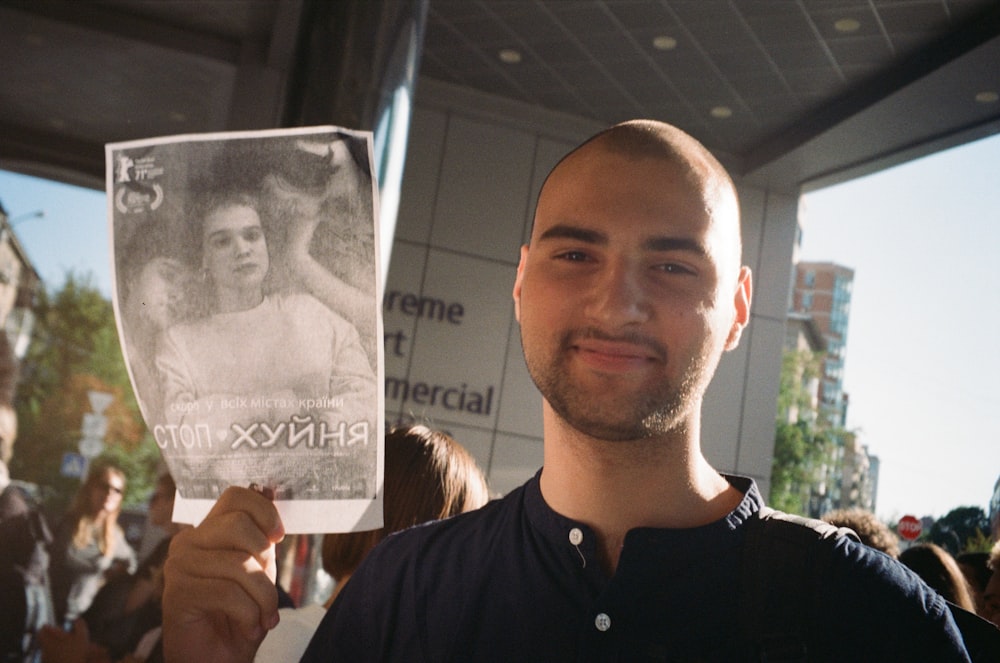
[162,120,970,661]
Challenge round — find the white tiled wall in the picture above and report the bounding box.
[384,79,799,496]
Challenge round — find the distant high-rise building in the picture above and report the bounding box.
[791,261,854,428]
[786,260,878,514]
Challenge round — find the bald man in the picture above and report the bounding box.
[164,121,970,662]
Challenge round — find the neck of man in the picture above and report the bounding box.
[538,400,741,576]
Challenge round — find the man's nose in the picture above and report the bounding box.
[582,260,650,325]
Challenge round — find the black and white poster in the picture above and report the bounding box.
[106,126,384,533]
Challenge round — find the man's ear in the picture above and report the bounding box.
[512,245,529,322]
[724,265,752,351]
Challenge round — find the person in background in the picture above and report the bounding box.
[957,551,994,619]
[0,331,55,661]
[76,473,184,659]
[821,507,901,558]
[40,474,184,663]
[899,543,977,613]
[49,460,137,627]
[254,424,490,662]
[984,541,1000,628]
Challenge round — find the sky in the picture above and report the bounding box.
[1,132,998,523]
[798,132,1000,522]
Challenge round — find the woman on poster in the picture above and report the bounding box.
[154,181,376,501]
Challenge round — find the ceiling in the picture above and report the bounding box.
[2,0,999,193]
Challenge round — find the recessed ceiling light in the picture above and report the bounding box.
[974,91,999,103]
[498,49,522,64]
[710,106,733,119]
[834,18,860,33]
[652,35,677,51]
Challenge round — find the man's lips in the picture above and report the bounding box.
[571,339,663,371]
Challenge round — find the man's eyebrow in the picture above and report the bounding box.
[537,224,607,245]
[537,224,710,258]
[644,236,710,257]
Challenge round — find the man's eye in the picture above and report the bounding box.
[557,251,589,262]
[656,263,693,275]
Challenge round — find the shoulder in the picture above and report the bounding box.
[744,508,968,659]
[304,492,525,661]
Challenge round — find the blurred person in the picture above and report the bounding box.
[899,543,977,613]
[957,551,993,618]
[77,473,185,660]
[821,507,900,558]
[985,541,1000,628]
[49,460,137,627]
[254,424,489,662]
[0,332,55,661]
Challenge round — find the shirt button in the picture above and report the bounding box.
[595,613,611,632]
[569,528,583,545]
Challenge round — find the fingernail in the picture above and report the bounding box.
[266,611,280,630]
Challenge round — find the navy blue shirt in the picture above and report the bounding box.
[302,473,969,662]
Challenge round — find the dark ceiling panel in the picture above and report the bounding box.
[0,0,998,192]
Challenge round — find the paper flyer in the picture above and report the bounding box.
[106,126,384,533]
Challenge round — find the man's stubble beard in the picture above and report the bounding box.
[523,328,716,442]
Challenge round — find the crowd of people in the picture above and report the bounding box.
[0,119,998,663]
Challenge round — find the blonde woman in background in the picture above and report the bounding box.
[49,460,136,627]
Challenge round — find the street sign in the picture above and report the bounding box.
[87,390,114,415]
[78,436,105,458]
[60,452,87,479]
[897,514,922,541]
[81,412,108,439]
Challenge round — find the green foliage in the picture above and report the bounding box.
[775,349,823,420]
[769,420,833,515]
[9,270,151,514]
[769,349,840,516]
[961,528,995,554]
[928,506,991,555]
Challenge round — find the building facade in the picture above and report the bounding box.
[790,261,854,429]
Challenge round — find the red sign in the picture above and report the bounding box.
[897,514,922,541]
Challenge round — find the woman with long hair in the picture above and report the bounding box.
[899,542,977,612]
[155,188,376,500]
[49,459,136,627]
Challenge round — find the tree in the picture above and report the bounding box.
[770,349,840,516]
[928,506,990,555]
[10,271,154,514]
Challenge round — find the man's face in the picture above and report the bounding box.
[513,145,750,441]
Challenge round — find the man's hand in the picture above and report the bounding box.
[162,486,285,663]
